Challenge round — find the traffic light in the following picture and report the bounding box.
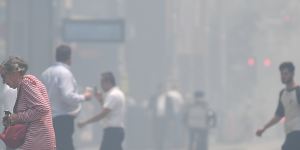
[263,58,272,67]
[247,57,255,67]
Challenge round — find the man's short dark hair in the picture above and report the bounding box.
[102,72,116,86]
[279,62,295,73]
[56,45,71,62]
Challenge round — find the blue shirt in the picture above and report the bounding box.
[41,62,85,117]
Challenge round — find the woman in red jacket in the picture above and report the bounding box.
[1,57,56,150]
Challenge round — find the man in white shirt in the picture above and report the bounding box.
[78,72,126,150]
[256,62,300,150]
[41,45,92,150]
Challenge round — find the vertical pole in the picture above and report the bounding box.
[7,0,53,76]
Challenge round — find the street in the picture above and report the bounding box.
[80,138,282,150]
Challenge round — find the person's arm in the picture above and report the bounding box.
[256,93,284,137]
[58,71,91,104]
[296,86,300,104]
[78,108,111,128]
[256,115,282,136]
[78,94,120,128]
[11,80,50,123]
[94,90,104,106]
[207,108,217,128]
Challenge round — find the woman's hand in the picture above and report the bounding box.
[9,114,18,125]
[2,115,10,127]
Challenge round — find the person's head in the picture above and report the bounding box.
[279,62,295,85]
[0,57,28,89]
[100,72,116,92]
[56,44,72,65]
[194,91,205,103]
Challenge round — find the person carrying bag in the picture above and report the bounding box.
[1,111,28,149]
[0,57,56,150]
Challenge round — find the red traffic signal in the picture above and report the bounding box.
[263,58,272,67]
[247,57,255,66]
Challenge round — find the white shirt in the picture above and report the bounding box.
[279,89,300,134]
[187,103,209,129]
[41,62,85,117]
[103,86,126,128]
[2,85,17,111]
[156,90,184,117]
[166,90,184,113]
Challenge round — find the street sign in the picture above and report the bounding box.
[62,19,125,43]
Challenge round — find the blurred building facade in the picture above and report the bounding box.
[1,0,300,149]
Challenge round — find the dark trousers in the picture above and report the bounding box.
[53,115,75,150]
[282,131,300,150]
[100,127,125,150]
[188,128,208,150]
[155,117,167,150]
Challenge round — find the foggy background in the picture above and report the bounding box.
[1,0,300,149]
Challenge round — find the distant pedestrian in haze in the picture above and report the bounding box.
[155,84,184,150]
[183,91,216,150]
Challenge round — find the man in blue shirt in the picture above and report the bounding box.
[42,45,93,150]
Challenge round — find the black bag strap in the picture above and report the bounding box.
[296,86,300,105]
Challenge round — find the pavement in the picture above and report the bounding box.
[79,138,282,150]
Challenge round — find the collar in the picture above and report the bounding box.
[285,85,300,92]
[55,62,71,70]
[107,86,118,94]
